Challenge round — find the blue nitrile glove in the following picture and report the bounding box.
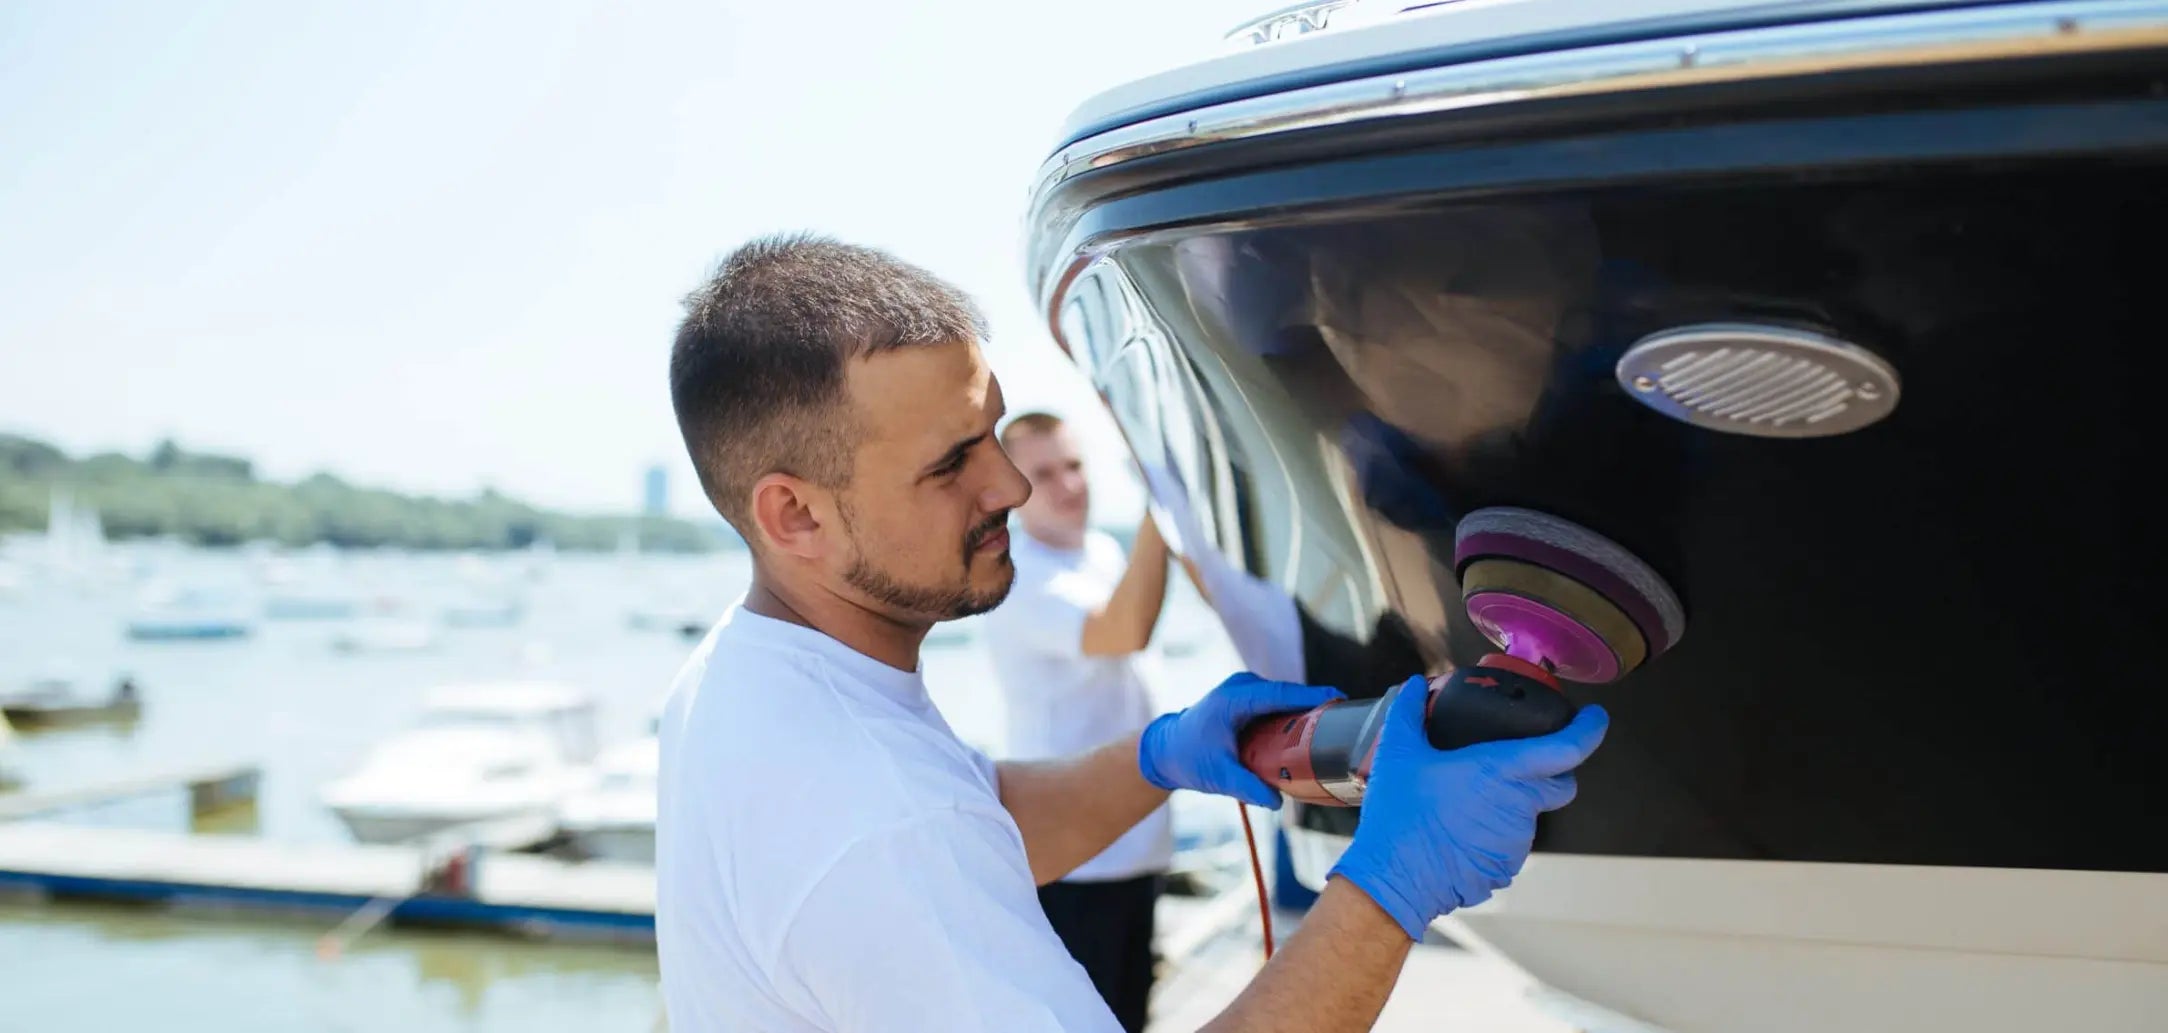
[1330,675,1610,939]
[1138,672,1345,808]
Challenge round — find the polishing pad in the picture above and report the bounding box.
[1454,507,1685,682]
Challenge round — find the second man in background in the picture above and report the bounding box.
[987,412,1172,1033]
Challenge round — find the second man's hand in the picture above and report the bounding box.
[1078,512,1173,657]
[1136,672,1343,808]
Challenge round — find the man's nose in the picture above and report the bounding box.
[985,452,1032,512]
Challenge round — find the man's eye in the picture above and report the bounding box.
[933,455,967,477]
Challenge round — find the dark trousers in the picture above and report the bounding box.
[1036,873,1159,1033]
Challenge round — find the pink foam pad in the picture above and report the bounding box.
[1455,530,1676,655]
[1464,591,1622,683]
[1452,507,1686,657]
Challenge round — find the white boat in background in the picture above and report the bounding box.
[39,489,109,583]
[557,737,658,863]
[125,583,253,641]
[627,584,723,638]
[442,555,528,627]
[440,592,524,628]
[320,682,599,844]
[329,616,439,653]
[262,556,354,618]
[0,672,141,729]
[263,592,359,620]
[625,605,709,635]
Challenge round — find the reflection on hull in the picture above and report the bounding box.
[1030,3,2168,1029]
[1054,154,2165,875]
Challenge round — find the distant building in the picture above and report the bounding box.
[643,465,669,517]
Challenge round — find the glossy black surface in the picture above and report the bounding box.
[1057,153,2164,873]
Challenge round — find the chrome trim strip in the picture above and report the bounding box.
[1031,0,2168,281]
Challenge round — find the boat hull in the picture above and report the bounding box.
[0,701,141,729]
[1030,6,2168,1028]
[1457,858,2168,1033]
[1283,834,2168,1032]
[1051,152,2166,872]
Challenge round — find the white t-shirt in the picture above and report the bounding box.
[985,529,1174,882]
[656,606,1120,1033]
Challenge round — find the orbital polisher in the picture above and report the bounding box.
[1238,507,1686,806]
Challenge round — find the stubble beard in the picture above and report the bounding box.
[840,508,1014,621]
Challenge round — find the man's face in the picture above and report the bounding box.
[1006,424,1090,545]
[830,340,1030,624]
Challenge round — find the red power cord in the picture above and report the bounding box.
[1236,800,1275,960]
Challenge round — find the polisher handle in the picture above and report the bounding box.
[1237,659,1580,808]
[1421,662,1578,751]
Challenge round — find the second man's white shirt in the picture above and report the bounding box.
[985,528,1174,882]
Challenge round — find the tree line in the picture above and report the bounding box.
[0,433,726,552]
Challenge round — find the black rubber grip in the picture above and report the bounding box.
[1423,665,1576,751]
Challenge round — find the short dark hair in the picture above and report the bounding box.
[670,233,988,532]
[998,411,1065,448]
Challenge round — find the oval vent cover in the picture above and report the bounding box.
[1616,323,1900,438]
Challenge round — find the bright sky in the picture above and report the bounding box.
[0,0,1261,520]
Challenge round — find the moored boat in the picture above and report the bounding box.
[0,675,141,729]
[321,682,599,844]
[1026,3,2168,1030]
[125,584,253,641]
[558,737,659,864]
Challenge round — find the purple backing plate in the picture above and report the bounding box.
[1455,530,1676,656]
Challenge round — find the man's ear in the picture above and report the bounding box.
[749,473,828,560]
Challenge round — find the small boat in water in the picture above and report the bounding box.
[440,593,525,628]
[557,737,658,863]
[0,675,141,729]
[262,592,358,621]
[321,681,600,844]
[329,616,440,654]
[627,601,717,638]
[125,584,253,641]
